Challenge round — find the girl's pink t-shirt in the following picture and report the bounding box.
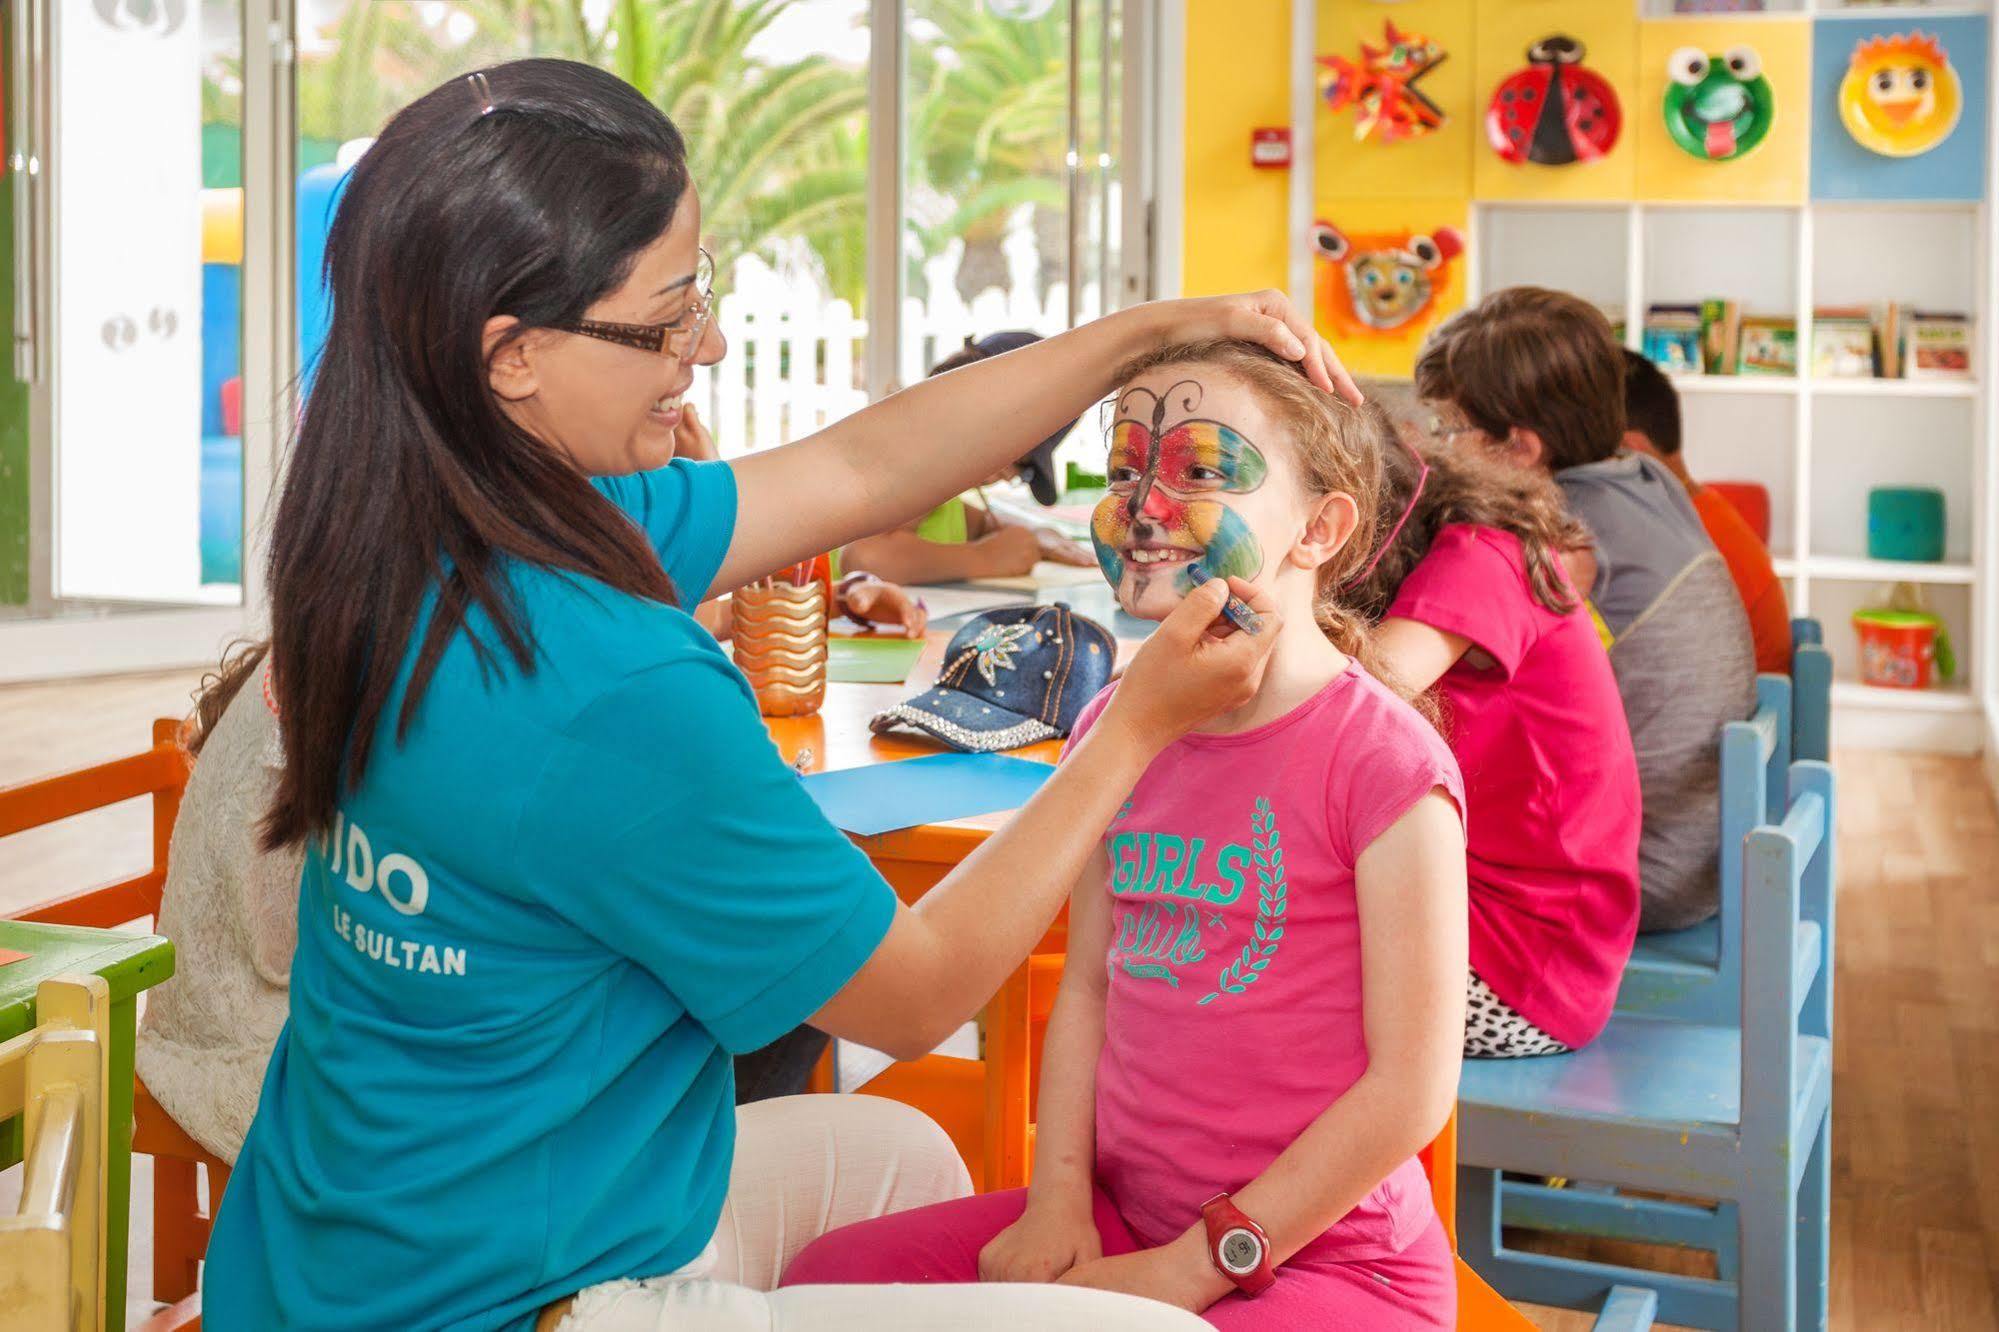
[1387,523,1641,1049]
[1066,659,1463,1261]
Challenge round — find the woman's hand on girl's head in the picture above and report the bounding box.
[1134,290,1363,406]
[1099,575,1281,753]
[977,1196,1102,1285]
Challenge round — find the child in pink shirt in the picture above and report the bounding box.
[1350,437,1641,1054]
[781,342,1468,1328]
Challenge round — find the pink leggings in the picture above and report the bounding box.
[780,1184,1455,1331]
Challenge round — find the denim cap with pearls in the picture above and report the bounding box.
[870,603,1116,753]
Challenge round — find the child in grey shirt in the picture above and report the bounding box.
[1557,452,1755,929]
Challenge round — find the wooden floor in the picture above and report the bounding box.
[2,670,1996,1329]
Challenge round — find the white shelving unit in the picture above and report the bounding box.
[1471,1,1998,754]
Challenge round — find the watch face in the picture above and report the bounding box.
[1219,1227,1263,1275]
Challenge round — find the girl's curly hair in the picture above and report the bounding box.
[1345,435,1592,624]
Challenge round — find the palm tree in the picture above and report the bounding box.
[282,1,869,305]
[601,0,868,302]
[905,0,1071,302]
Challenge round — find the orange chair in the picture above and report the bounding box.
[1,719,226,1311]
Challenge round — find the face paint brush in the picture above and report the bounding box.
[1185,564,1263,636]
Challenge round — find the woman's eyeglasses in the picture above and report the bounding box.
[553,248,716,365]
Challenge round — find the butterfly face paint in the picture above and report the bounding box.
[1091,379,1269,613]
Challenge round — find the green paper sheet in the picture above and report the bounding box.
[827,635,927,684]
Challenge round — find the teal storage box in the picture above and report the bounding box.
[1867,487,1945,563]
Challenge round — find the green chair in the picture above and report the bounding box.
[0,921,175,1319]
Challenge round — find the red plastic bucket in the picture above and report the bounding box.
[1853,610,1944,690]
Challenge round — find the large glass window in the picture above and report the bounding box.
[38,0,244,606]
[900,0,1126,503]
[0,0,1143,666]
[292,0,873,459]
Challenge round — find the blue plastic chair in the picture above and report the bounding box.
[1458,759,1836,1330]
[1789,620,1832,765]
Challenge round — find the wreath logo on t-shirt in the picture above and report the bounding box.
[1199,796,1286,1005]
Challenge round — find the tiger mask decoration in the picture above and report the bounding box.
[1310,221,1466,337]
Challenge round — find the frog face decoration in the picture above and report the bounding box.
[1663,46,1775,162]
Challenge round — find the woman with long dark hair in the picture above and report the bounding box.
[203,59,1353,1332]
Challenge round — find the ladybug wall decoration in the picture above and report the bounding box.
[1310,221,1465,338]
[1487,35,1622,166]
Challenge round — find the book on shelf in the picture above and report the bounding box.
[1875,302,1902,379]
[1737,316,1798,377]
[1905,311,1973,381]
[1642,304,1704,376]
[1700,299,1741,376]
[1813,306,1875,380]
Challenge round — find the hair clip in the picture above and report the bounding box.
[1343,435,1430,592]
[466,71,497,117]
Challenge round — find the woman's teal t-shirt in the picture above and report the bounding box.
[204,460,897,1331]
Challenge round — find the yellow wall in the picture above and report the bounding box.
[1181,0,1290,298]
[1181,1,1473,374]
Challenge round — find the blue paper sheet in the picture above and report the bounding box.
[802,753,1054,837]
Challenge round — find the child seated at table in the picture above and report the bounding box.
[839,332,1097,585]
[1415,287,1754,933]
[1621,349,1791,675]
[781,340,1467,1330]
[1347,438,1641,1057]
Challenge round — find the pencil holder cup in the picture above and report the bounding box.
[733,578,829,718]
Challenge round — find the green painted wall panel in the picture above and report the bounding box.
[0,165,28,607]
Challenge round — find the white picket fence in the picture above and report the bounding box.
[689,237,1106,459]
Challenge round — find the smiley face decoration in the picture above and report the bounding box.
[1838,31,1962,158]
[1487,35,1622,166]
[1663,46,1775,162]
[1310,222,1465,338]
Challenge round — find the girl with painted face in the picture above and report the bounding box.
[784,341,1468,1331]
[204,58,1357,1332]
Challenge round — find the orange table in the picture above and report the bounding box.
[762,627,1140,910]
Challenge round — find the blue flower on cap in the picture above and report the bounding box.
[968,622,1035,685]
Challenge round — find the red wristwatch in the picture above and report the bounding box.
[1200,1193,1275,1295]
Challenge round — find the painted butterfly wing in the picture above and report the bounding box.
[1153,420,1269,495]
